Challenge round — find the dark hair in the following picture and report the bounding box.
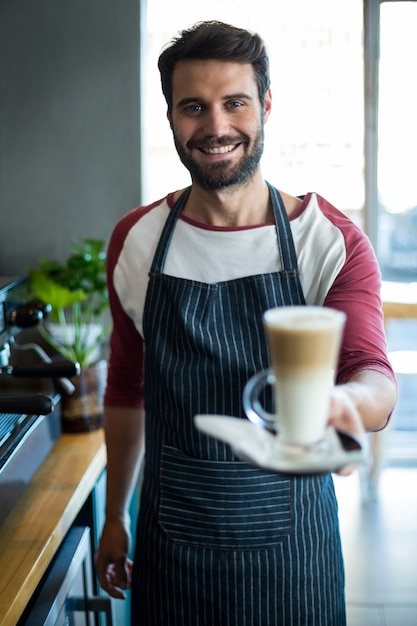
[158,21,270,112]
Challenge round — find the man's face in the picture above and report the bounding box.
[168,59,272,190]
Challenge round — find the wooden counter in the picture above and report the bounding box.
[0,429,106,626]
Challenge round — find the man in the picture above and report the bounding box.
[95,21,396,625]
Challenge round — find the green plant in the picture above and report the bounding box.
[28,238,111,368]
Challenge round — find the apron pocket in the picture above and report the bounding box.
[159,445,291,550]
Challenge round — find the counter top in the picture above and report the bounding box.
[0,428,106,626]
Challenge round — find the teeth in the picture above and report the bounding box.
[204,145,235,154]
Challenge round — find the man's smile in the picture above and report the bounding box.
[198,144,240,155]
[187,134,247,156]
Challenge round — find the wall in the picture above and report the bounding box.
[0,0,141,273]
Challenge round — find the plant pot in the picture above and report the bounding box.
[59,359,107,433]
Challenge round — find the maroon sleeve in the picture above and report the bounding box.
[104,211,146,409]
[319,196,396,385]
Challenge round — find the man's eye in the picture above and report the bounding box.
[227,101,244,109]
[184,104,202,114]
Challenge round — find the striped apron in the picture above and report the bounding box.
[131,184,346,626]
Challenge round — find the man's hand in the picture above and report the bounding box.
[94,518,133,599]
[328,385,367,476]
[328,385,366,438]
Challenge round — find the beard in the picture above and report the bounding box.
[173,128,265,191]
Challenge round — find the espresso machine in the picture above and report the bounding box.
[0,274,79,523]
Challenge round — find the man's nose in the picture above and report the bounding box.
[202,106,229,136]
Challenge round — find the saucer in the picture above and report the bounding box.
[194,414,367,474]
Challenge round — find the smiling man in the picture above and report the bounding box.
[95,21,396,626]
[171,59,267,193]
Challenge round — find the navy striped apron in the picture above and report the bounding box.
[131,184,346,626]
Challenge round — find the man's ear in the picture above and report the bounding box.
[263,88,272,123]
[167,111,173,129]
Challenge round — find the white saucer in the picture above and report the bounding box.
[194,414,368,474]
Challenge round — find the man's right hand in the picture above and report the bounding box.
[94,518,133,600]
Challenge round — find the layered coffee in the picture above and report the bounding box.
[244,306,346,446]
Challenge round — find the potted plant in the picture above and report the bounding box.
[28,238,111,432]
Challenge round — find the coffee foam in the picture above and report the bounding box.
[272,314,337,329]
[264,307,344,329]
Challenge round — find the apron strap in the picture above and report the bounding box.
[150,187,191,274]
[267,182,300,273]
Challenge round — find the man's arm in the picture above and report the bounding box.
[331,369,397,434]
[95,406,145,599]
[329,369,397,475]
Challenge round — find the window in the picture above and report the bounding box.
[365,0,417,458]
[377,1,417,282]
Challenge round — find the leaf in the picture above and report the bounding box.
[28,270,86,320]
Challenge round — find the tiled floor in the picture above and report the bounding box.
[334,459,417,626]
